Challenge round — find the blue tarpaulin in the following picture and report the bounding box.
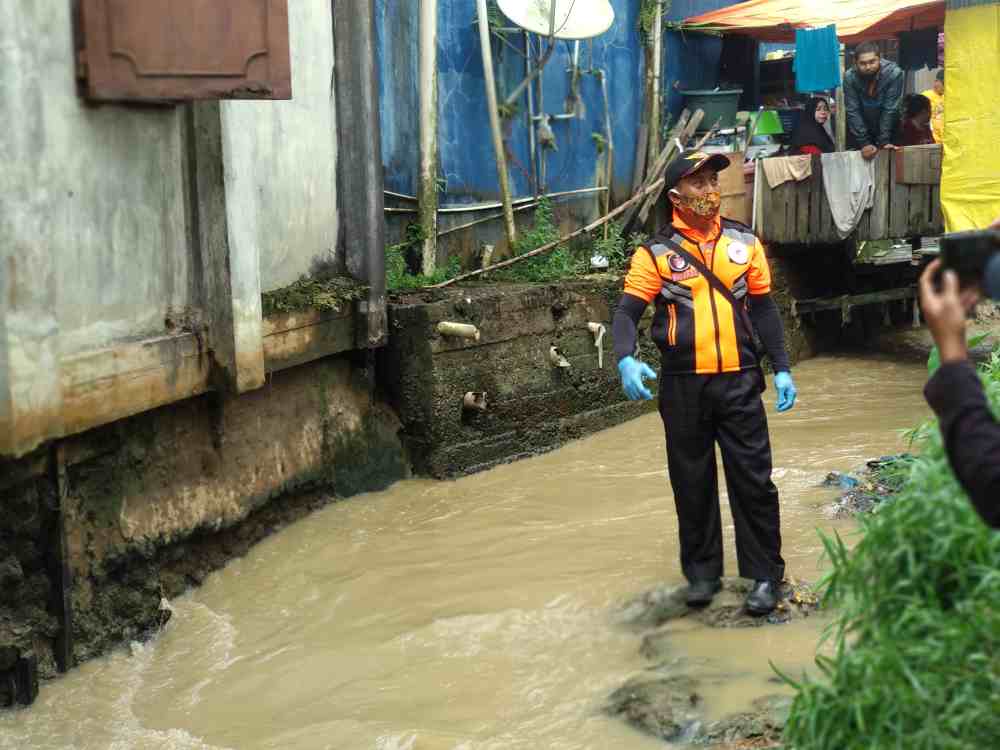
[375,0,740,204]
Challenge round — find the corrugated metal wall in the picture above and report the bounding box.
[376,0,738,208]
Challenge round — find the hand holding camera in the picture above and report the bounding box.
[919,220,1000,362]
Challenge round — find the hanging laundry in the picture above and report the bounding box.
[761,155,813,189]
[898,28,939,71]
[820,152,876,239]
[794,25,841,93]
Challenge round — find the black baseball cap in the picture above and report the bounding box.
[663,150,731,193]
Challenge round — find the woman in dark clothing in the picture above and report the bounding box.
[790,97,836,156]
[900,93,935,146]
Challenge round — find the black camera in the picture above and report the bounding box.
[940,229,1000,299]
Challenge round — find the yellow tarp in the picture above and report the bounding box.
[941,3,1000,232]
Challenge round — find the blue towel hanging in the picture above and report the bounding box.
[794,25,841,93]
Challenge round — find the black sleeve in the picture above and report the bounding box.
[748,293,790,373]
[843,76,872,147]
[924,361,1000,529]
[613,293,648,364]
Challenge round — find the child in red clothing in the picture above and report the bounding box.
[899,94,935,146]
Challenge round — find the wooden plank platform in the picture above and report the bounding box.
[756,148,943,246]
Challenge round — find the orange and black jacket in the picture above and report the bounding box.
[612,214,789,375]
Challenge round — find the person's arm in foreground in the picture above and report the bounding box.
[746,239,796,412]
[920,258,1000,528]
[613,249,658,400]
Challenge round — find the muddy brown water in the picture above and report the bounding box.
[1,356,931,750]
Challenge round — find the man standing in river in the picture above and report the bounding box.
[612,151,797,615]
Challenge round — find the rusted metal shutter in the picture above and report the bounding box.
[78,0,291,102]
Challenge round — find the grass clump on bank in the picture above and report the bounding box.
[386,200,649,290]
[262,275,368,317]
[491,199,647,283]
[491,198,586,283]
[781,350,1000,749]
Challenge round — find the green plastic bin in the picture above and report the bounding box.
[679,89,744,130]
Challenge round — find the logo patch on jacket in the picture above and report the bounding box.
[727,241,750,265]
[666,252,698,281]
[667,253,689,272]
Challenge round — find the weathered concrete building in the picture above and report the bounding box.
[1,0,401,705]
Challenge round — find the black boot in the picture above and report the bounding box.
[745,579,780,615]
[686,579,722,607]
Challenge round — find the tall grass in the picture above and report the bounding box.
[781,350,1000,749]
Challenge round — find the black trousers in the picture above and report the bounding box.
[658,368,785,583]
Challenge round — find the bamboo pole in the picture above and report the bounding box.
[620,109,691,230]
[432,178,667,288]
[418,0,439,274]
[600,69,614,240]
[836,43,847,152]
[525,32,539,195]
[646,1,663,175]
[476,0,517,247]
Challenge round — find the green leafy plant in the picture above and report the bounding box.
[385,223,461,291]
[592,223,648,274]
[780,350,1000,749]
[638,0,668,45]
[592,132,608,154]
[498,102,519,120]
[927,332,991,375]
[491,198,590,283]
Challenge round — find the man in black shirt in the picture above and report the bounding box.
[919,236,1000,528]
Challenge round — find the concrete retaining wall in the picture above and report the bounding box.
[381,278,661,478]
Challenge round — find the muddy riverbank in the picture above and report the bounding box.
[0,355,932,749]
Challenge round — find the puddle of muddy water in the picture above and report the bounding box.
[0,356,932,750]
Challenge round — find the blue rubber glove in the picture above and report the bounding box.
[774,371,797,412]
[618,356,657,401]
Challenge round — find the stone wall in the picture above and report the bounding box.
[381,278,661,478]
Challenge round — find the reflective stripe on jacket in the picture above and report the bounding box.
[623,217,772,375]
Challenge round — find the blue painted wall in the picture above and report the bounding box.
[375,0,420,196]
[376,0,738,206]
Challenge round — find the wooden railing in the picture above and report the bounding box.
[754,146,943,245]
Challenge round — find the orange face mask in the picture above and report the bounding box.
[679,190,722,218]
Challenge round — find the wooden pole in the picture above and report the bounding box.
[620,109,691,230]
[600,70,614,240]
[836,43,847,152]
[432,178,667,288]
[647,2,663,174]
[418,0,439,274]
[476,0,517,247]
[635,110,708,226]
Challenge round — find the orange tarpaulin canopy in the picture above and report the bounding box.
[683,0,945,43]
